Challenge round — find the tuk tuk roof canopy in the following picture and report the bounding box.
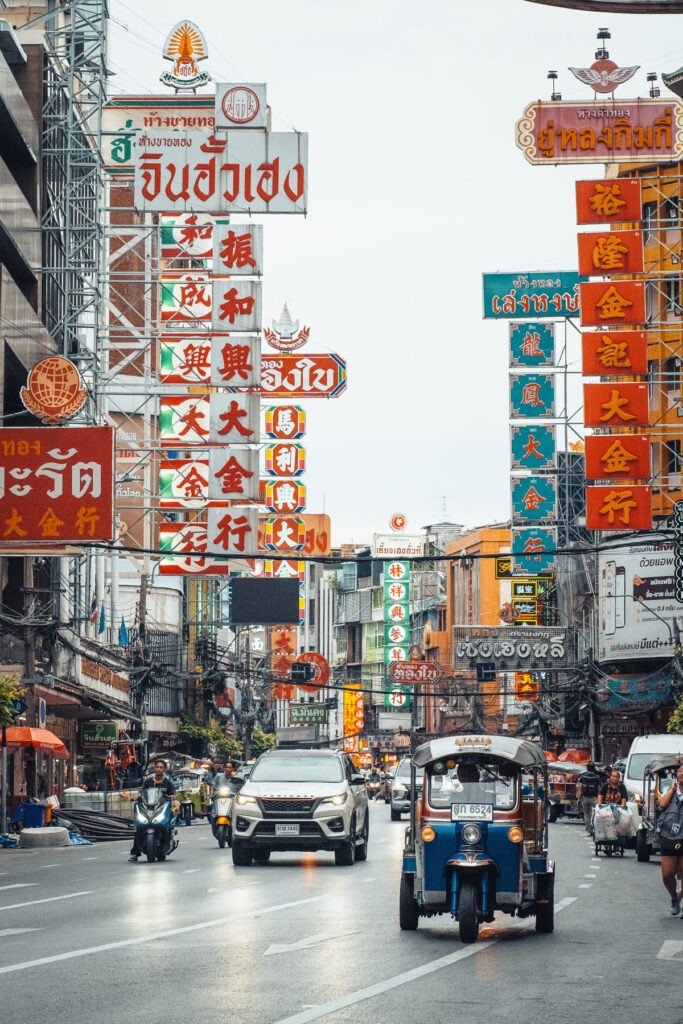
[412,734,547,770]
[644,755,683,775]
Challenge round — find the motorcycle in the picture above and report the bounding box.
[365,774,383,801]
[133,786,179,862]
[211,783,234,848]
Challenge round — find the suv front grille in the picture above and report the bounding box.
[260,798,317,817]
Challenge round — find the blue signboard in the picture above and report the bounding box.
[509,374,555,419]
[509,322,556,367]
[511,527,557,573]
[511,475,558,523]
[510,425,555,470]
[594,667,672,713]
[482,272,582,320]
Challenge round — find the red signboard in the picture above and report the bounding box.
[0,426,114,544]
[582,330,648,376]
[293,651,330,693]
[585,434,651,479]
[576,178,642,225]
[260,354,347,398]
[586,485,652,531]
[517,100,683,166]
[389,661,443,685]
[579,280,646,327]
[577,230,643,276]
[583,383,649,427]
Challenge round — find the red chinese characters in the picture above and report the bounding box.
[582,331,647,376]
[586,485,653,530]
[585,435,651,479]
[0,426,114,543]
[575,178,642,224]
[583,383,649,427]
[264,405,305,439]
[579,281,646,327]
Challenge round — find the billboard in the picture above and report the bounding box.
[452,625,574,671]
[597,539,678,662]
[229,577,301,625]
[482,272,581,319]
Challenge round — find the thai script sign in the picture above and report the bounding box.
[389,661,443,684]
[483,272,581,320]
[260,355,347,398]
[516,100,683,165]
[373,534,424,558]
[289,703,326,724]
[103,95,215,173]
[134,130,308,214]
[452,625,573,670]
[0,427,114,544]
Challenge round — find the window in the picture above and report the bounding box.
[665,439,682,475]
[643,199,658,245]
[665,195,680,227]
[666,275,682,313]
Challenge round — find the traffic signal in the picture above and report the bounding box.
[291,662,316,683]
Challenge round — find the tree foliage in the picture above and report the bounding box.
[0,674,25,728]
[250,728,277,758]
[667,698,683,734]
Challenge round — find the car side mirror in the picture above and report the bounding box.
[351,773,366,786]
[232,777,245,791]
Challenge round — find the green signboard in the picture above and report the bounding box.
[82,721,118,745]
[384,685,410,709]
[289,704,326,724]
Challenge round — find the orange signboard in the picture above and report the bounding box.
[583,383,649,427]
[577,230,643,277]
[582,331,647,376]
[585,434,651,480]
[579,280,645,327]
[586,485,652,531]
[576,178,642,225]
[514,672,540,701]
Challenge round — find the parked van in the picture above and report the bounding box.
[624,734,683,801]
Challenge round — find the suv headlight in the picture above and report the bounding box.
[236,793,258,806]
[321,793,347,806]
[393,785,407,799]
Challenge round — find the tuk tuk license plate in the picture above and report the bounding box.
[275,823,300,836]
[451,804,493,822]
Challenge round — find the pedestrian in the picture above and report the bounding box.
[576,761,602,833]
[597,768,627,807]
[128,759,175,862]
[657,765,683,915]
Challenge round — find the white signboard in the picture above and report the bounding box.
[372,534,424,558]
[134,130,308,214]
[215,84,268,130]
[598,539,678,662]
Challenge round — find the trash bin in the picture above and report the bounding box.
[20,803,46,828]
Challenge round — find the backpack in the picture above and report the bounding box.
[580,772,600,797]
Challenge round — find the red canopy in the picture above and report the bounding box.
[557,748,591,763]
[2,726,69,759]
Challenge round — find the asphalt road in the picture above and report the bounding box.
[1,807,681,1024]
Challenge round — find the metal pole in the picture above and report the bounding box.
[1,724,7,835]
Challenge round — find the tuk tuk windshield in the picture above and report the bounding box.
[427,760,517,811]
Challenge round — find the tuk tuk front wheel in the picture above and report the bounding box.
[399,873,419,930]
[458,879,480,944]
[535,873,554,934]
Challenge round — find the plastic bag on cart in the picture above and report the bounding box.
[594,804,617,841]
[614,805,636,838]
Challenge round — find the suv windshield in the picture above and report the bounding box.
[396,761,424,780]
[250,755,344,784]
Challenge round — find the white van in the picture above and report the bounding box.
[624,734,683,801]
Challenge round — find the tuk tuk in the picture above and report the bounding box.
[399,734,554,944]
[174,767,208,822]
[636,754,683,862]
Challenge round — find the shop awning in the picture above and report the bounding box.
[46,679,141,724]
[593,666,675,714]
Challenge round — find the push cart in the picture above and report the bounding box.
[594,836,626,857]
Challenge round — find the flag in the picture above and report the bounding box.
[118,616,129,646]
[89,593,98,624]
[98,602,105,635]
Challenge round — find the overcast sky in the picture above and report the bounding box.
[108,0,683,547]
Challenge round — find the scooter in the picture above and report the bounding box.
[211,783,233,848]
[133,787,179,862]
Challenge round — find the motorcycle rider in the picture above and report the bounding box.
[128,759,176,862]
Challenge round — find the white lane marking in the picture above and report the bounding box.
[255,895,326,917]
[0,928,43,936]
[183,869,201,874]
[40,864,60,869]
[0,884,37,892]
[272,897,577,1024]
[264,930,359,956]
[0,915,237,975]
[584,874,597,878]
[578,884,592,889]
[81,857,98,861]
[657,940,683,961]
[0,891,92,911]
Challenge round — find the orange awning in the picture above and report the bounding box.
[2,726,69,759]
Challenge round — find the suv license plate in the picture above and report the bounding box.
[275,823,300,836]
[451,803,493,822]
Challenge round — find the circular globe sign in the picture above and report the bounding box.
[293,651,330,693]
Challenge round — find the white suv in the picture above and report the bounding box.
[231,749,369,866]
